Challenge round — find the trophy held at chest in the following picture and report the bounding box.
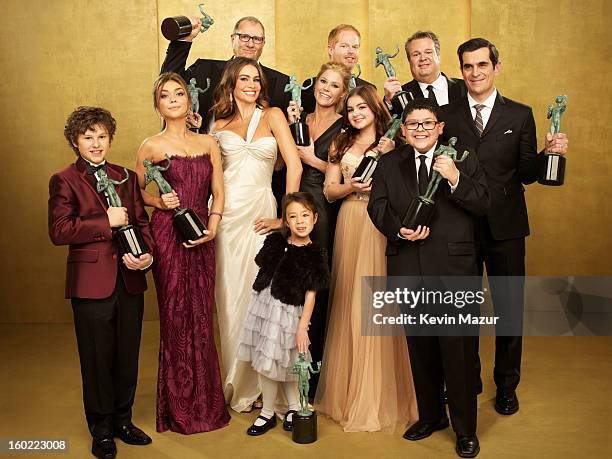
[402,138,469,230]
[352,114,403,183]
[291,354,321,444]
[161,2,214,41]
[96,169,149,257]
[285,75,314,146]
[375,45,412,114]
[539,95,567,186]
[144,156,207,242]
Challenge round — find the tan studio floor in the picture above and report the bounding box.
[0,323,610,459]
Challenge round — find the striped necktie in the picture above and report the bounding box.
[474,104,485,136]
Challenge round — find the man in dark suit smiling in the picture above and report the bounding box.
[439,38,569,416]
[161,15,290,132]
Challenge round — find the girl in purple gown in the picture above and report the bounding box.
[136,72,230,434]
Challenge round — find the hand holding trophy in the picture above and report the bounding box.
[375,45,412,114]
[144,156,208,242]
[402,138,470,230]
[96,169,149,257]
[161,2,214,41]
[539,95,568,186]
[284,75,314,146]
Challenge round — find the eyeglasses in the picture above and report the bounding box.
[404,120,439,130]
[232,33,265,45]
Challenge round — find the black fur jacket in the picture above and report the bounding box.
[252,232,330,306]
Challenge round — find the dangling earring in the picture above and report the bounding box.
[230,93,233,104]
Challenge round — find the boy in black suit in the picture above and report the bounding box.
[368,98,489,458]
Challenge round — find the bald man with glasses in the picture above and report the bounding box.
[161,15,291,133]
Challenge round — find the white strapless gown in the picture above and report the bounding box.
[213,108,277,412]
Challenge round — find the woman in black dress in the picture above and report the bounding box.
[287,62,351,397]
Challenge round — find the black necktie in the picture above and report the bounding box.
[426,85,438,106]
[418,155,428,195]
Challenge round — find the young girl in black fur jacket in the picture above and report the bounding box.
[237,192,330,436]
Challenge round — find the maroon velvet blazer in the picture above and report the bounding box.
[48,157,155,299]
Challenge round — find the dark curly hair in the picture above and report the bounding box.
[64,106,116,155]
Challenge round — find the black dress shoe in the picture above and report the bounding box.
[247,415,277,436]
[283,410,298,431]
[403,417,450,441]
[92,437,116,459]
[114,423,152,445]
[456,435,479,458]
[495,391,519,415]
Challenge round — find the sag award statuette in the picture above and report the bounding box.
[291,353,321,444]
[375,45,412,114]
[352,114,403,183]
[402,138,470,230]
[284,75,314,146]
[144,156,207,242]
[539,95,567,186]
[96,169,148,257]
[161,2,214,41]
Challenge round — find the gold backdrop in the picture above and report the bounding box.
[1,0,609,322]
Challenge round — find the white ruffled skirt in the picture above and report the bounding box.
[237,287,310,382]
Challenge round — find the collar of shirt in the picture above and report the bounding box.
[81,157,107,168]
[467,88,497,128]
[414,144,437,173]
[417,73,449,105]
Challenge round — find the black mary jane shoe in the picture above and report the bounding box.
[247,414,277,436]
[92,436,116,459]
[283,410,298,431]
[113,423,152,445]
[456,435,480,458]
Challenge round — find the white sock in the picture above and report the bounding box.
[254,374,278,426]
[282,381,300,421]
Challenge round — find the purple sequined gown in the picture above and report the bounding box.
[151,155,230,434]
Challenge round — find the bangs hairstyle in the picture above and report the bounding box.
[281,192,319,239]
[315,62,352,113]
[152,72,191,110]
[329,85,391,164]
[211,57,269,121]
[327,24,361,46]
[64,106,116,156]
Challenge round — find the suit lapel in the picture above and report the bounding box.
[480,92,505,138]
[446,75,463,101]
[76,158,108,209]
[398,146,419,198]
[459,98,480,138]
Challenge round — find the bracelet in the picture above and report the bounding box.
[209,211,223,220]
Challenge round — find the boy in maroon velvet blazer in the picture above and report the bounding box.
[48,106,155,459]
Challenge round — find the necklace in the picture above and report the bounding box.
[288,237,311,247]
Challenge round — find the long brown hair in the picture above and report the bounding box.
[329,85,391,163]
[211,57,269,121]
[315,62,351,113]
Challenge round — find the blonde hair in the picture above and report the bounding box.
[315,62,352,112]
[327,24,361,47]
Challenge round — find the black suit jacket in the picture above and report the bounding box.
[301,76,374,115]
[367,144,489,277]
[390,73,466,117]
[161,40,291,131]
[439,92,541,241]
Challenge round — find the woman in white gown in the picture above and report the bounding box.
[211,57,302,412]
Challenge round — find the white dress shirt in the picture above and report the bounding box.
[417,73,450,106]
[467,88,497,129]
